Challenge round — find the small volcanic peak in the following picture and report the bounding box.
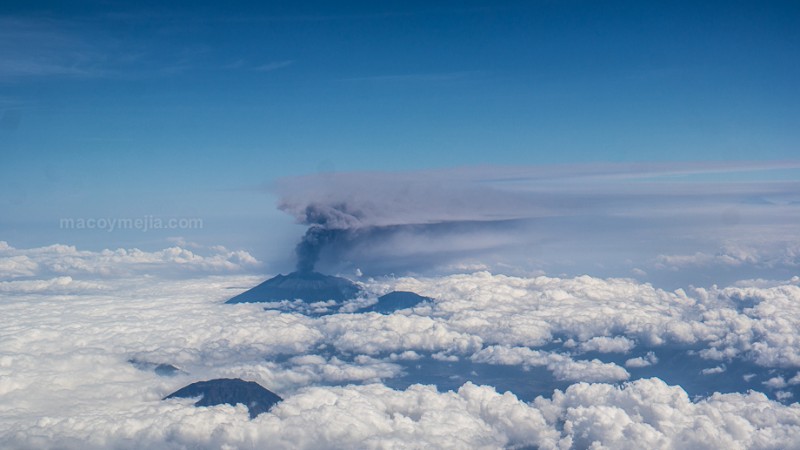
[164,378,282,419]
[226,271,361,304]
[129,358,183,377]
[360,291,432,314]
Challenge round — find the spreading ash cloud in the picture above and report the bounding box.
[281,172,543,274]
[276,162,800,285]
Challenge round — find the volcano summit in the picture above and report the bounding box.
[225,271,361,304]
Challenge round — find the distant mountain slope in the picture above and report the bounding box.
[360,291,432,313]
[226,271,361,303]
[164,378,282,418]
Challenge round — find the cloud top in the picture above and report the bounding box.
[3,242,800,448]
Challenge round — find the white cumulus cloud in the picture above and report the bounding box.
[3,242,800,448]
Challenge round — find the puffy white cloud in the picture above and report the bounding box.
[212,355,404,394]
[386,272,706,349]
[701,365,726,375]
[625,352,659,368]
[578,336,636,353]
[471,345,630,383]
[0,254,38,278]
[535,377,800,450]
[388,351,422,361]
[6,376,800,449]
[694,284,800,367]
[431,352,460,362]
[733,276,800,288]
[5,245,800,374]
[657,242,800,271]
[381,272,800,370]
[547,355,630,383]
[4,242,800,448]
[321,312,483,355]
[0,241,260,279]
[0,276,107,293]
[764,376,788,390]
[3,382,561,450]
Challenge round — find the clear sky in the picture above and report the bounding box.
[1,0,799,273]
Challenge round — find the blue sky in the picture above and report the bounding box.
[1,0,799,276]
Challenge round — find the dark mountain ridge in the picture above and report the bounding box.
[226,271,361,304]
[164,378,282,418]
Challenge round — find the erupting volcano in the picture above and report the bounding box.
[227,221,361,304]
[225,270,361,303]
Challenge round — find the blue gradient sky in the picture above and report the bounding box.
[1,1,798,273]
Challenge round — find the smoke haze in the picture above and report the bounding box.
[276,163,800,284]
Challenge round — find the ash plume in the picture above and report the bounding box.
[278,171,539,273]
[291,203,364,273]
[295,226,341,273]
[275,163,800,276]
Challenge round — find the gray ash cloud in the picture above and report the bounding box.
[294,226,344,273]
[275,164,800,278]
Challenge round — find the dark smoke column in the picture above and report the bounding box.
[294,225,339,273]
[281,202,364,273]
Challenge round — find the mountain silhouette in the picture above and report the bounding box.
[360,291,432,313]
[129,358,182,376]
[226,271,361,304]
[164,378,282,418]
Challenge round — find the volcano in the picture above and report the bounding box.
[359,291,432,313]
[164,378,282,418]
[226,271,361,304]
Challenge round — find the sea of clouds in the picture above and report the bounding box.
[2,241,800,449]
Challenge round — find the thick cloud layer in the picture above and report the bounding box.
[3,242,800,448]
[14,378,798,449]
[275,163,800,284]
[0,240,260,278]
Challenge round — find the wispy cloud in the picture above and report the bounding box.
[0,16,208,81]
[0,17,107,79]
[340,71,482,83]
[254,60,295,72]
